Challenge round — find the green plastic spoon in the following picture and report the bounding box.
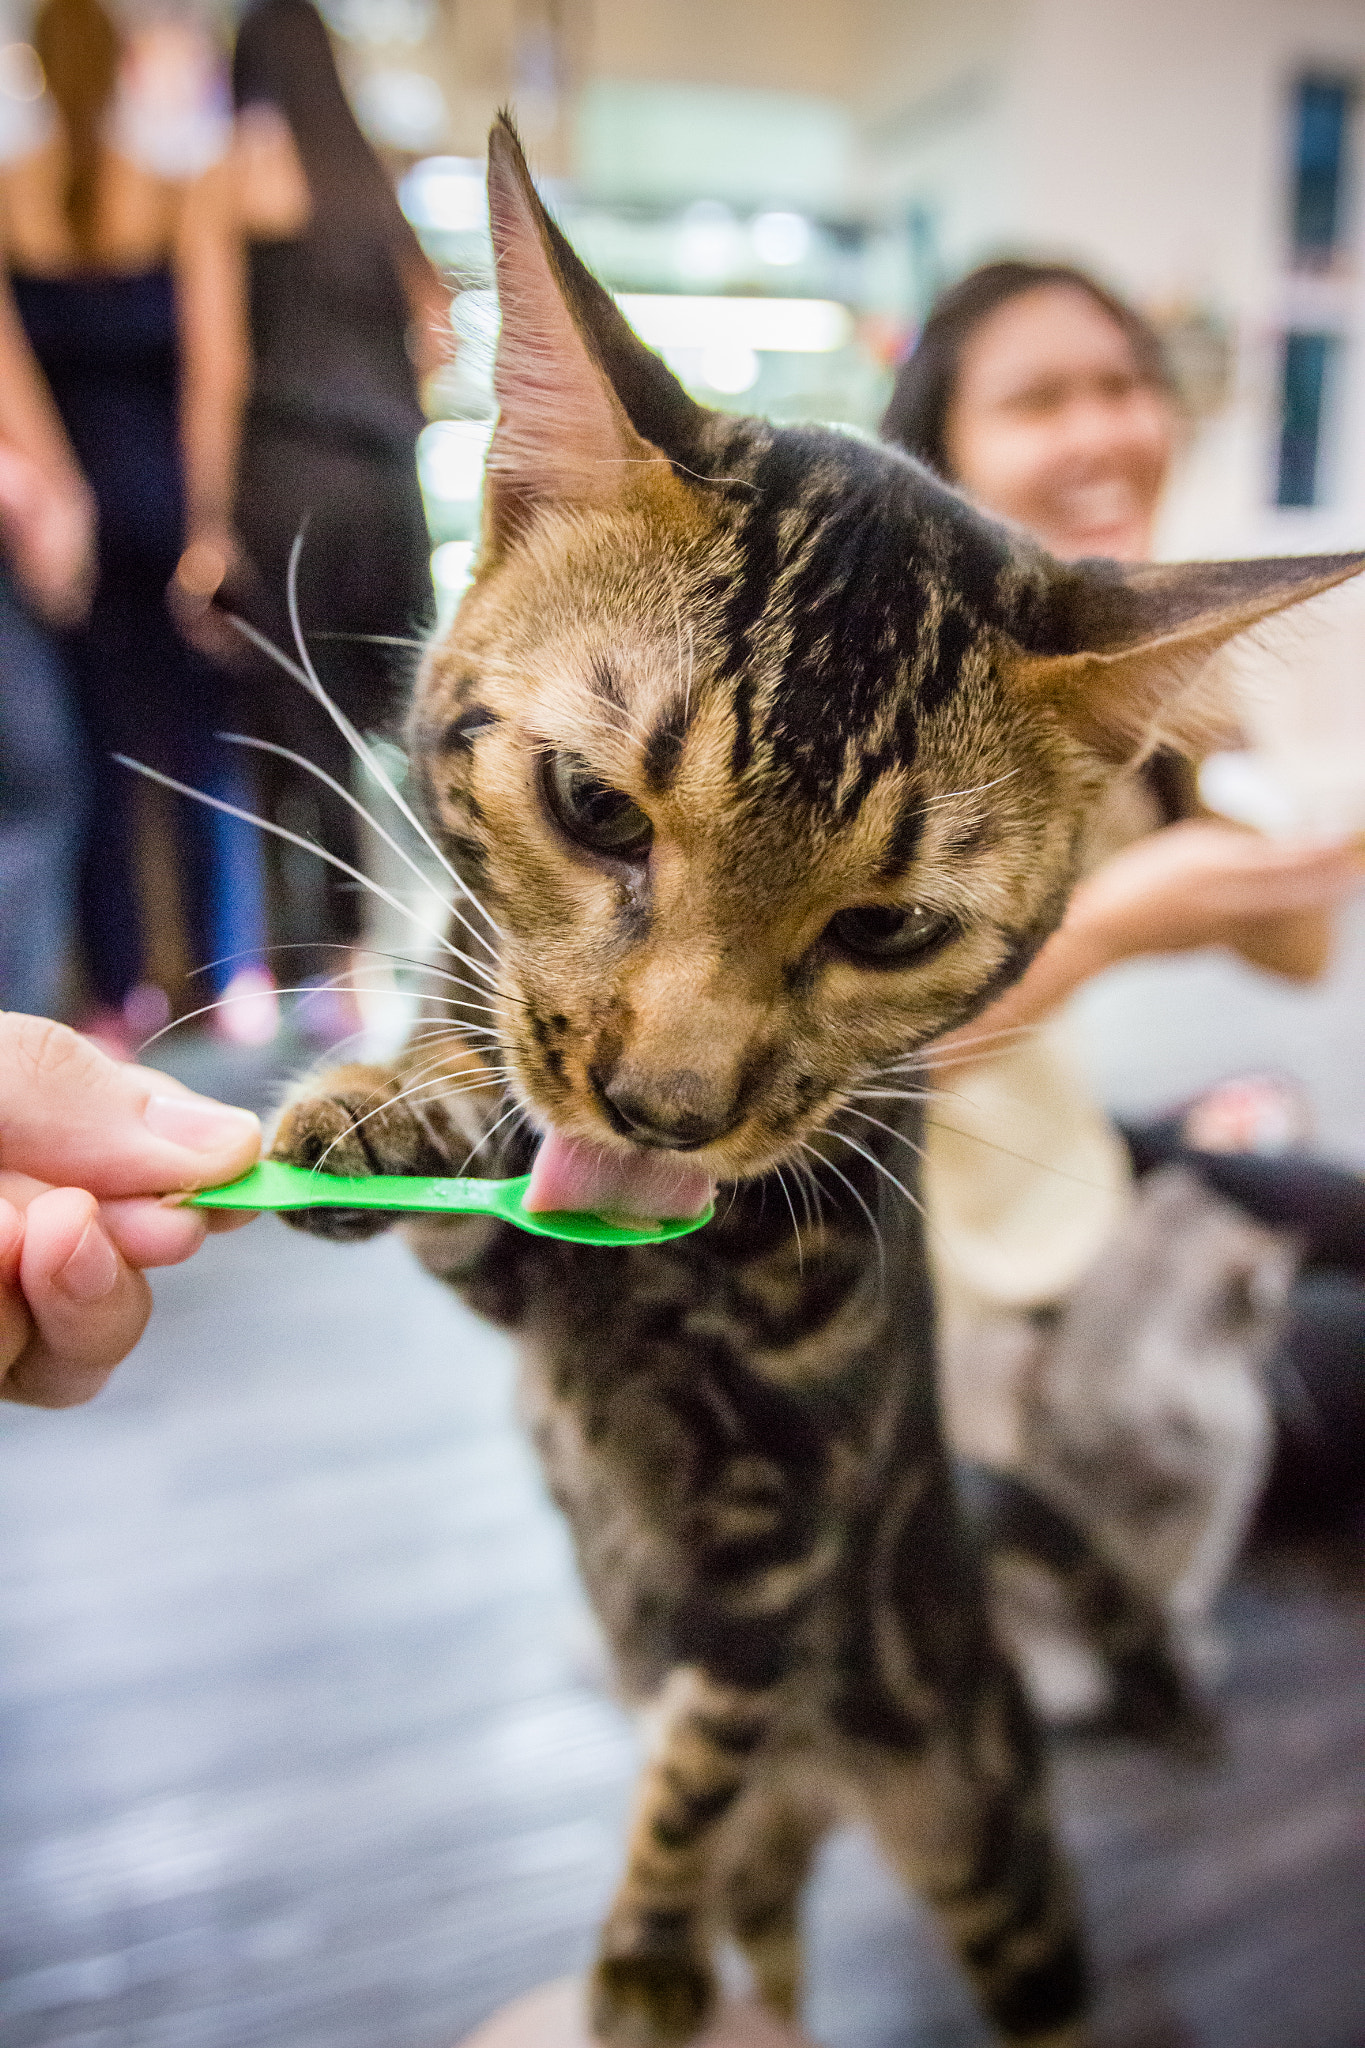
[184,1158,713,1246]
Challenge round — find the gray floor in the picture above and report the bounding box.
[1,908,1363,2048]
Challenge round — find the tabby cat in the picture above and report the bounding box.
[271,119,1361,2046]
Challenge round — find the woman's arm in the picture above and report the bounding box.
[0,280,96,622]
[933,821,1365,1063]
[169,158,249,623]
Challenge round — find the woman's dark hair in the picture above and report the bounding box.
[34,0,121,261]
[232,0,413,239]
[881,259,1171,481]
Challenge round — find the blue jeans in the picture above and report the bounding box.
[0,571,86,1017]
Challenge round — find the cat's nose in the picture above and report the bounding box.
[595,1068,735,1151]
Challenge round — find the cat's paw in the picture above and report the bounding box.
[589,1948,716,2047]
[270,1062,450,1241]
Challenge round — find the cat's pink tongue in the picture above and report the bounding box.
[523,1131,714,1221]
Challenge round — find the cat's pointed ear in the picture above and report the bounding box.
[1012,552,1365,763]
[483,116,709,547]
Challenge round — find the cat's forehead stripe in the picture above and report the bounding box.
[697,423,1019,825]
[641,698,692,794]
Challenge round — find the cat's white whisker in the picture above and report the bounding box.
[309,1065,519,1176]
[455,1096,531,1177]
[790,1156,825,1231]
[131,974,498,1055]
[772,1165,804,1274]
[282,532,502,942]
[114,755,484,982]
[823,1125,928,1230]
[840,1106,931,1165]
[790,1160,817,1233]
[219,731,498,971]
[797,1139,883,1271]
[849,1086,939,1106]
[309,630,427,650]
[885,1020,1042,1073]
[920,1116,1115,1193]
[917,768,1021,807]
[229,549,501,946]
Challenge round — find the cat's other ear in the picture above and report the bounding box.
[483,116,708,549]
[1014,552,1365,763]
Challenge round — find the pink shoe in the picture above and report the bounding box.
[211,966,281,1047]
[293,976,366,1048]
[1181,1072,1313,1155]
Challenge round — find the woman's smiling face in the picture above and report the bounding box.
[944,283,1177,562]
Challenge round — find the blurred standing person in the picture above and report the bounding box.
[0,381,92,1016]
[0,0,275,1057]
[230,0,446,1035]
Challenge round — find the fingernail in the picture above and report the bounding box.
[144,1094,260,1152]
[55,1220,120,1303]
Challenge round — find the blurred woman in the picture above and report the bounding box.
[0,0,270,1054]
[0,426,90,1018]
[229,0,447,1020]
[884,260,1365,1522]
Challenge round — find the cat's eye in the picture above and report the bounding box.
[826,903,955,964]
[542,751,653,860]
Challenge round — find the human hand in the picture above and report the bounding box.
[166,519,246,663]
[1066,820,1365,968]
[0,443,97,627]
[0,1015,260,1408]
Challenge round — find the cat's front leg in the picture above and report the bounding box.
[269,1038,503,1243]
[849,1663,1090,2048]
[592,1671,776,2047]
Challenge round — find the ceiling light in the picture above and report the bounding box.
[751,211,811,266]
[400,156,488,233]
[616,295,851,354]
[700,343,760,394]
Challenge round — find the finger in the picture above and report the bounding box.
[0,1171,46,1215]
[201,1207,259,1235]
[100,1197,209,1269]
[1232,837,1365,877]
[4,1188,152,1408]
[0,1014,260,1197]
[0,1200,32,1377]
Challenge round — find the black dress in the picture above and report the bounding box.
[233,221,434,976]
[11,268,244,1008]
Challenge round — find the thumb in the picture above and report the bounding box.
[0,1014,260,1198]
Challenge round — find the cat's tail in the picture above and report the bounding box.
[956,1459,1222,1764]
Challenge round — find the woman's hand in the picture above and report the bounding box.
[166,518,246,661]
[0,1016,260,1408]
[1067,820,1365,971]
[0,442,97,627]
[931,820,1365,1067]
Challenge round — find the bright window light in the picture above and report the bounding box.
[751,211,811,266]
[431,541,476,629]
[616,295,850,354]
[676,199,745,285]
[700,343,759,393]
[400,155,488,233]
[418,420,492,503]
[351,69,446,152]
[432,540,476,593]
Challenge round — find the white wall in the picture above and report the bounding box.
[1007,0,1365,555]
[847,0,1365,554]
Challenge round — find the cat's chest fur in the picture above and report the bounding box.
[409,1105,929,1713]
